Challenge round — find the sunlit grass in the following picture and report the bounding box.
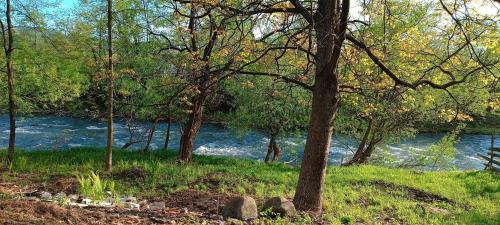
[0,148,498,224]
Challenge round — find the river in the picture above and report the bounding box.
[0,115,494,170]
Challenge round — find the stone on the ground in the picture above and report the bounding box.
[262,196,296,217]
[68,194,79,202]
[68,202,88,208]
[40,191,52,201]
[222,196,258,220]
[121,196,137,203]
[125,202,140,210]
[81,198,92,204]
[98,201,114,207]
[148,201,166,210]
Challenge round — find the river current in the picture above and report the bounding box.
[0,115,494,170]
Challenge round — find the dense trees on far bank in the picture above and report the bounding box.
[1,0,498,214]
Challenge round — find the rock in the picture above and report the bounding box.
[68,202,88,208]
[40,191,52,201]
[97,201,114,208]
[222,196,258,220]
[121,196,137,203]
[125,202,140,210]
[81,198,92,204]
[68,194,79,202]
[148,201,166,210]
[262,196,296,217]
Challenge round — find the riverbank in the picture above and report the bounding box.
[0,148,498,224]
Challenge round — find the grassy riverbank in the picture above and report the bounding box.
[0,148,499,224]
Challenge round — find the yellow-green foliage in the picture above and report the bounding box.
[77,171,116,201]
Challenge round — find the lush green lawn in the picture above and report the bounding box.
[1,148,498,225]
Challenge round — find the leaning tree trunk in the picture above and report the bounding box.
[163,116,172,151]
[178,94,206,163]
[264,135,277,163]
[2,0,16,166]
[105,0,114,172]
[355,140,378,164]
[293,0,349,212]
[271,139,281,162]
[143,116,160,153]
[344,118,374,166]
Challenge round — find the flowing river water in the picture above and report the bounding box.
[0,115,495,170]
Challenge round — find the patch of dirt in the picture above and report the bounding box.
[0,200,94,225]
[0,199,227,224]
[112,166,150,182]
[0,173,78,196]
[160,189,233,215]
[369,180,466,208]
[191,172,227,189]
[43,175,79,194]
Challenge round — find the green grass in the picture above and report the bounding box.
[1,148,499,225]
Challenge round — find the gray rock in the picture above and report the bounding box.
[68,194,79,202]
[81,198,92,204]
[125,202,140,210]
[148,201,166,210]
[68,202,88,208]
[222,196,258,220]
[97,201,114,208]
[40,191,52,201]
[121,196,137,203]
[262,196,296,217]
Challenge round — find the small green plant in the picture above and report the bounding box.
[340,215,352,224]
[260,207,278,218]
[77,171,116,201]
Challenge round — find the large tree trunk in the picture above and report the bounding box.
[293,0,349,212]
[2,0,16,166]
[163,116,172,151]
[178,94,206,163]
[105,0,114,172]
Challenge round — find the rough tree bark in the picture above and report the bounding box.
[293,0,350,212]
[1,0,16,166]
[105,0,114,172]
[178,93,206,162]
